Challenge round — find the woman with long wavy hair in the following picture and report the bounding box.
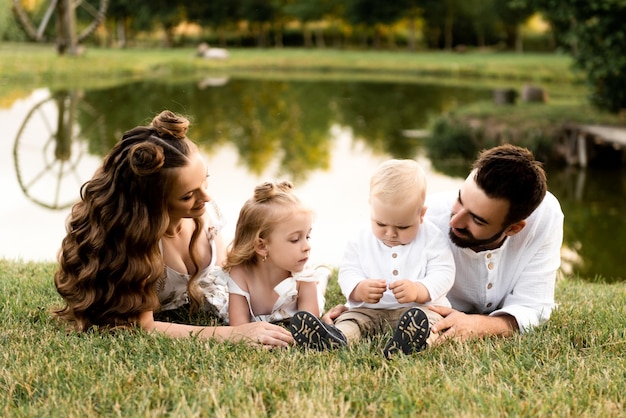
[54,110,293,347]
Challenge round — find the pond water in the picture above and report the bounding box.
[1,77,624,281]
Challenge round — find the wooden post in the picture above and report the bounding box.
[577,133,588,168]
[493,88,517,105]
[56,0,78,55]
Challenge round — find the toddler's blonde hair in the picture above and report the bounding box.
[370,159,427,207]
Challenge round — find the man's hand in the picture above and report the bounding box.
[321,304,348,324]
[429,306,476,343]
[429,305,518,344]
[352,279,387,304]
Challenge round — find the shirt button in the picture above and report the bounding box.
[487,262,494,270]
[486,253,492,259]
[392,270,398,276]
[392,253,398,259]
[487,283,493,290]
[486,302,492,308]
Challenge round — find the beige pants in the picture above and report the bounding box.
[334,306,442,346]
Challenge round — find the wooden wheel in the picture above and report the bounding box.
[12,0,108,52]
[13,90,106,210]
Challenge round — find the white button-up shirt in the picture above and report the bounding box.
[426,190,564,332]
[338,220,455,309]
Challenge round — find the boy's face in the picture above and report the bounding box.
[369,196,426,247]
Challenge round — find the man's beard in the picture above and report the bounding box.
[448,227,505,249]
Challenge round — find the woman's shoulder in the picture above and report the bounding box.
[205,200,226,232]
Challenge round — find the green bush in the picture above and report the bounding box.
[425,116,497,177]
[0,0,27,42]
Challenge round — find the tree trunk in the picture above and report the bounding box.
[373,26,381,49]
[274,22,283,48]
[116,18,126,48]
[387,27,396,50]
[56,0,78,55]
[515,29,523,53]
[303,25,313,48]
[444,12,454,50]
[314,27,325,48]
[217,27,227,47]
[407,17,416,52]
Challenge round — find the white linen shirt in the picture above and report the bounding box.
[425,190,564,333]
[338,219,455,310]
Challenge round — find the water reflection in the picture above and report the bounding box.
[1,78,624,281]
[546,166,626,282]
[13,90,106,209]
[74,77,487,180]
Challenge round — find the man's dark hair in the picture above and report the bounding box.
[472,144,547,226]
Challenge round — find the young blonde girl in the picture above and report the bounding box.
[213,181,328,326]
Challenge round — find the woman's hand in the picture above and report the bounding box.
[231,321,294,348]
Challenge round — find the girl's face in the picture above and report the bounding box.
[369,196,426,247]
[263,210,312,273]
[167,152,210,220]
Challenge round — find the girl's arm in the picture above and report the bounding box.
[228,293,252,326]
[138,311,292,346]
[297,281,320,317]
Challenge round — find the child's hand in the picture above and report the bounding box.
[388,280,419,304]
[352,279,387,303]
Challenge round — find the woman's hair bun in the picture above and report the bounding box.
[151,110,189,141]
[128,142,165,176]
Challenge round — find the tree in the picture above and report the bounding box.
[420,0,458,50]
[106,0,187,47]
[494,0,534,51]
[1,0,27,41]
[238,0,277,47]
[420,0,517,50]
[514,0,626,113]
[284,0,334,48]
[188,0,241,46]
[342,0,407,48]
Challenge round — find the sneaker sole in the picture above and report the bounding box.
[290,311,346,351]
[383,308,430,358]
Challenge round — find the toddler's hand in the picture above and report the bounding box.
[353,279,387,303]
[388,280,419,304]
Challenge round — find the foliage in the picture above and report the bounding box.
[513,0,626,112]
[424,98,626,177]
[0,0,27,41]
[284,0,335,22]
[1,259,625,416]
[418,0,533,50]
[72,0,550,50]
[188,0,241,29]
[426,116,489,161]
[342,0,405,27]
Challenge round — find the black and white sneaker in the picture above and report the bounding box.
[383,308,430,358]
[290,311,347,351]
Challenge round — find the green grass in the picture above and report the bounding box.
[0,42,579,88]
[0,42,589,120]
[2,259,625,417]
